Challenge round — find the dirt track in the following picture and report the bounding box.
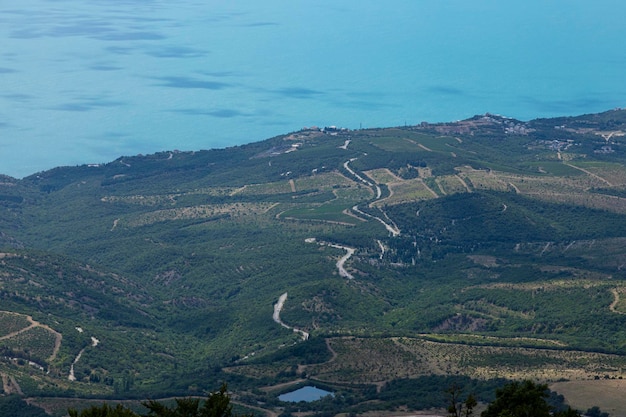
[0,312,62,361]
[609,288,625,314]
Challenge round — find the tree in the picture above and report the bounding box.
[0,395,50,417]
[143,398,201,417]
[481,380,551,417]
[69,384,251,417]
[446,383,477,417]
[143,384,249,417]
[554,407,582,417]
[68,403,139,417]
[586,406,610,417]
[464,394,478,417]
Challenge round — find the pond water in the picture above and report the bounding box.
[278,386,334,402]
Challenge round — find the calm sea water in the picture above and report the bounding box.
[1,0,625,178]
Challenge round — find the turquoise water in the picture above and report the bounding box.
[1,0,625,177]
[278,386,333,402]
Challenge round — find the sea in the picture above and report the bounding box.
[1,0,626,178]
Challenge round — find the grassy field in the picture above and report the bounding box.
[436,175,474,194]
[125,202,278,227]
[0,326,58,362]
[368,136,427,153]
[364,169,403,184]
[376,178,438,206]
[279,203,359,225]
[229,334,626,388]
[302,337,626,384]
[0,311,31,337]
[550,380,626,417]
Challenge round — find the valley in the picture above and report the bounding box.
[1,110,626,415]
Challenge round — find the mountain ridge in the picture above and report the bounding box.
[2,109,626,414]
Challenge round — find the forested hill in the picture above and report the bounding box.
[2,109,626,415]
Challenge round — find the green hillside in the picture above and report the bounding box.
[2,110,626,415]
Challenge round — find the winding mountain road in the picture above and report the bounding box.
[343,158,400,236]
[68,335,100,381]
[273,238,359,338]
[272,157,404,341]
[273,293,309,340]
[352,205,400,236]
[610,288,625,315]
[327,243,356,279]
[305,238,356,279]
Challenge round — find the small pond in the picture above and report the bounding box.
[278,386,334,402]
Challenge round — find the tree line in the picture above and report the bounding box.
[66,381,608,417]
